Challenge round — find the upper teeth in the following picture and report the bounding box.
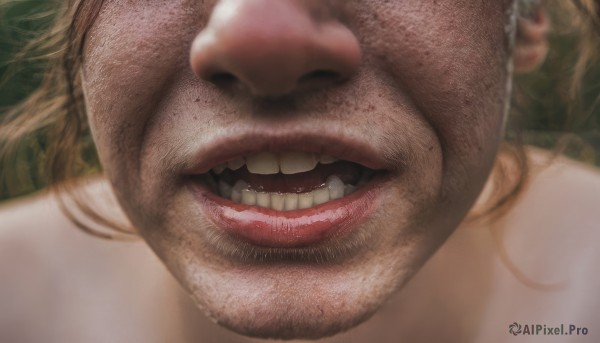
[212,153,339,175]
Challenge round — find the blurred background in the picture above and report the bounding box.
[1,0,600,202]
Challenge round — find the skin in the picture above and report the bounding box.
[2,151,600,343]
[2,0,599,342]
[80,0,515,339]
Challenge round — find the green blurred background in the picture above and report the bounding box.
[1,0,600,202]
[0,1,52,111]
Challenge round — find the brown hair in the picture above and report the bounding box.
[1,0,599,239]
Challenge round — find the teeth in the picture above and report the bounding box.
[212,163,227,174]
[216,152,338,175]
[222,175,366,210]
[256,192,271,208]
[212,153,371,210]
[313,187,330,205]
[271,193,285,211]
[284,193,299,211]
[231,180,247,203]
[228,157,245,171]
[326,175,344,200]
[279,152,319,175]
[246,152,279,175]
[219,180,232,199]
[298,192,314,209]
[241,188,257,205]
[319,154,338,164]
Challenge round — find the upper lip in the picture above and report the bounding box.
[182,127,400,175]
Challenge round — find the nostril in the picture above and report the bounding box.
[298,70,342,85]
[210,72,238,87]
[190,1,361,97]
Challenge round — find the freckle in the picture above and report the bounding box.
[428,146,434,151]
[194,97,200,102]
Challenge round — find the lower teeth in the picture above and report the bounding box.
[219,175,362,211]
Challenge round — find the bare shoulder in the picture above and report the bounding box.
[0,187,87,250]
[500,146,600,277]
[0,186,92,275]
[525,146,600,205]
[0,179,181,343]
[477,147,600,339]
[425,148,600,342]
[0,178,137,263]
[508,146,600,239]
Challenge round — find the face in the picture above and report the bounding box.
[82,0,516,339]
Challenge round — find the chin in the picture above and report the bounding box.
[149,218,435,341]
[208,300,377,340]
[183,263,406,340]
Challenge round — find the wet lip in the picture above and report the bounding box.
[189,174,389,248]
[183,131,395,249]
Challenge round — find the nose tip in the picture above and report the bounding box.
[190,0,361,97]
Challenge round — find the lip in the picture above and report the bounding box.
[182,129,399,175]
[182,130,399,249]
[189,173,389,248]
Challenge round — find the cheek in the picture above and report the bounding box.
[359,0,511,194]
[81,0,203,189]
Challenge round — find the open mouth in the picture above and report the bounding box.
[196,152,377,211]
[185,132,395,249]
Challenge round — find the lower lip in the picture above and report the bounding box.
[188,176,388,248]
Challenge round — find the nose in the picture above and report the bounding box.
[190,0,361,97]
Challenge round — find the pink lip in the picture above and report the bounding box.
[189,175,387,248]
[182,130,399,248]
